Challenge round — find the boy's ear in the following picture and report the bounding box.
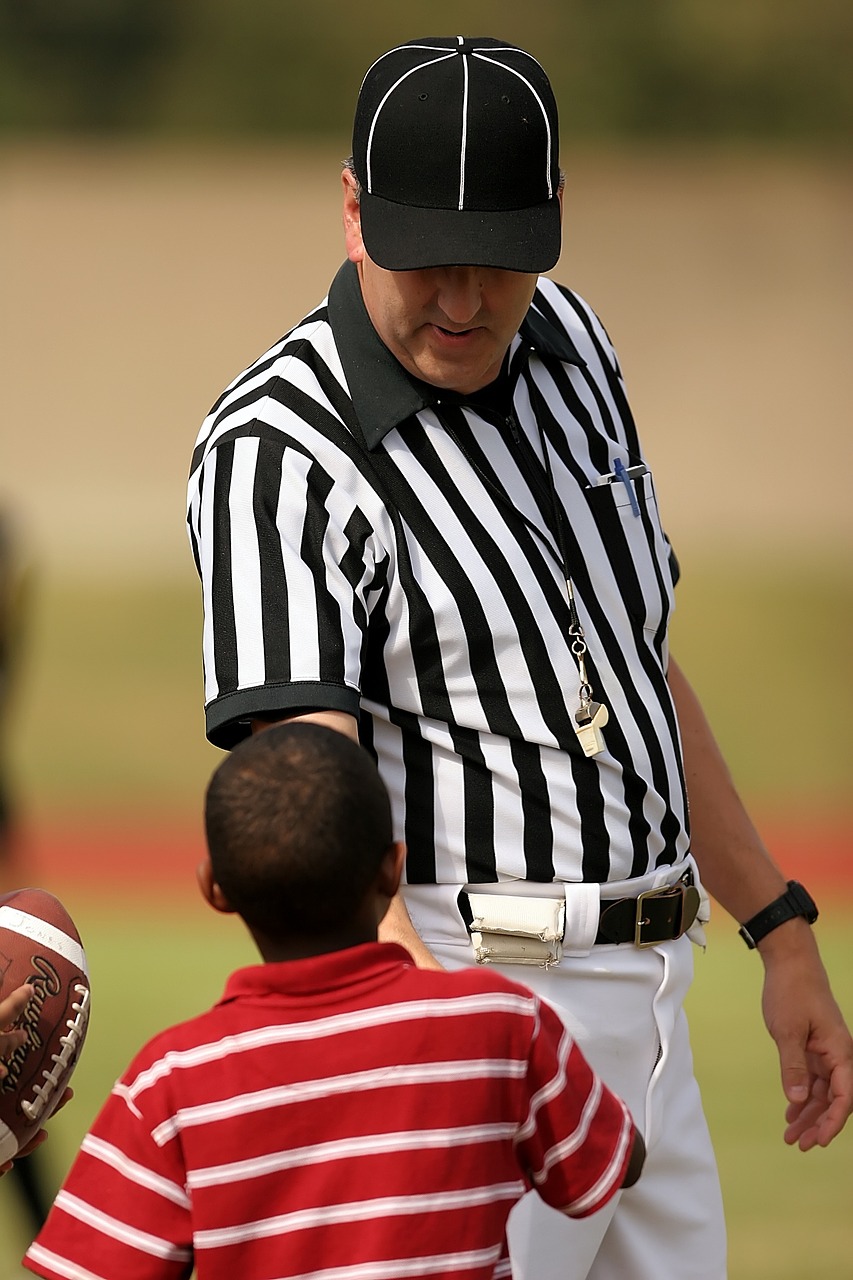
[377,841,406,901]
[196,855,237,915]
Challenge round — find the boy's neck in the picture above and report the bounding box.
[252,924,380,964]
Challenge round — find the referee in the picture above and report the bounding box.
[187,36,853,1280]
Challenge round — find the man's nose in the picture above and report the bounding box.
[435,267,483,326]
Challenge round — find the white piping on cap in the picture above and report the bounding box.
[459,52,470,210]
[363,40,554,208]
[472,51,554,199]
[364,53,455,193]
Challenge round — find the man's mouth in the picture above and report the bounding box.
[431,324,480,342]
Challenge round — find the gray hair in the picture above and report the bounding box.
[342,156,361,201]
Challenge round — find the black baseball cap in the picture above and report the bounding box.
[352,36,562,273]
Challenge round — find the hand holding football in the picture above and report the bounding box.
[0,888,91,1163]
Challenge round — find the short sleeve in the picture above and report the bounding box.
[191,431,380,748]
[24,1081,193,1279]
[515,996,636,1218]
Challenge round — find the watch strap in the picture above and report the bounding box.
[738,881,818,950]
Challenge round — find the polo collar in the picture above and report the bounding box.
[327,259,585,450]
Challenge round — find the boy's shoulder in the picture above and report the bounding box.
[398,953,541,1008]
[112,998,231,1093]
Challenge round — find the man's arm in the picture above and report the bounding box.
[375,891,445,971]
[251,711,444,970]
[668,655,853,1150]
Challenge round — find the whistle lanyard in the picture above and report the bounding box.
[441,397,609,757]
[534,413,610,757]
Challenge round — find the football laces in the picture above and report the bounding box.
[21,983,91,1123]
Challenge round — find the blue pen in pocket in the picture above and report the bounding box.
[613,457,641,517]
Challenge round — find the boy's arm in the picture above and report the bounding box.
[518,996,642,1217]
[23,1082,192,1280]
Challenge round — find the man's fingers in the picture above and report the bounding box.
[783,1069,853,1150]
[778,1042,811,1106]
[783,1086,827,1149]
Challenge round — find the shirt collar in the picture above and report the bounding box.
[327,259,585,450]
[219,942,413,1005]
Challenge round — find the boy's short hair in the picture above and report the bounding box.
[204,723,393,936]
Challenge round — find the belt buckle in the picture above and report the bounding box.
[634,883,685,948]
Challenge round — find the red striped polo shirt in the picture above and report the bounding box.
[25,942,635,1280]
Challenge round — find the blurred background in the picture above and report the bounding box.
[1,1,851,1275]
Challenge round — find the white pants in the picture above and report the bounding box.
[404,881,727,1280]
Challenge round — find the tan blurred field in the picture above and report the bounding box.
[3,140,853,575]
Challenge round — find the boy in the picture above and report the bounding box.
[25,723,644,1280]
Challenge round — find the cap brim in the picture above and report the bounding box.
[359,190,561,274]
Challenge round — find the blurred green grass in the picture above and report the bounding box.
[7,558,853,819]
[0,901,850,1278]
[9,570,221,820]
[669,554,853,812]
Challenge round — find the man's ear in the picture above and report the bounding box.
[196,854,236,915]
[377,841,406,902]
[342,168,365,265]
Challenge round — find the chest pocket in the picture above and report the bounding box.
[583,470,674,636]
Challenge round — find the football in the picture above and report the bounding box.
[0,888,91,1162]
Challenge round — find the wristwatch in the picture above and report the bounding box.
[738,881,819,950]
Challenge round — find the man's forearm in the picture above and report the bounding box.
[668,655,790,922]
[379,893,444,970]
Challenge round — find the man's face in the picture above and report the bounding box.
[343,173,538,396]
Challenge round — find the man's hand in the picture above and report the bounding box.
[760,922,853,1150]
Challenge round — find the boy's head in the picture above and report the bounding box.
[200,723,402,954]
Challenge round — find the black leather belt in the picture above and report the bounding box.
[595,872,700,947]
[457,870,701,953]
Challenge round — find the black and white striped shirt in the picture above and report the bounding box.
[187,261,688,886]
